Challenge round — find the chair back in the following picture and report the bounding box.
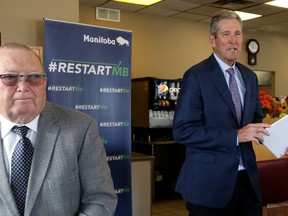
[257,158,288,206]
[267,203,288,216]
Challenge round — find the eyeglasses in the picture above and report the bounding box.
[0,74,46,86]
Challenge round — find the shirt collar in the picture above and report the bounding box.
[213,53,236,72]
[0,115,39,138]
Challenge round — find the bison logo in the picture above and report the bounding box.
[116,36,129,46]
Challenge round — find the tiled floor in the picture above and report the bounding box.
[152,194,188,216]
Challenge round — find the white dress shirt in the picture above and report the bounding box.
[0,115,39,182]
[213,53,246,170]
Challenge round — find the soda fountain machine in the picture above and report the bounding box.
[131,77,185,200]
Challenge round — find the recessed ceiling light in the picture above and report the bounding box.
[265,0,288,9]
[235,11,262,21]
[113,0,162,6]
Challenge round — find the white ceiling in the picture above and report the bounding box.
[80,0,288,35]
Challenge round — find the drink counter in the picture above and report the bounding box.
[132,140,185,200]
[132,152,154,216]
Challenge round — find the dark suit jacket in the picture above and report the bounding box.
[0,102,117,215]
[173,54,263,208]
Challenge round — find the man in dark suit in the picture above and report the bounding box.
[173,10,270,216]
[0,43,117,215]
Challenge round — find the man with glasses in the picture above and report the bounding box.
[0,43,117,215]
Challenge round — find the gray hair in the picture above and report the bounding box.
[210,10,243,37]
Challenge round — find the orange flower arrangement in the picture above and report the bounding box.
[259,91,288,118]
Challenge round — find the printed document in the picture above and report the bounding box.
[262,115,288,158]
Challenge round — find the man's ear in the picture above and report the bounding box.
[209,35,216,48]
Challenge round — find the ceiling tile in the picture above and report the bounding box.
[180,0,216,4]
[79,0,108,6]
[100,1,145,12]
[242,4,287,16]
[208,1,259,11]
[246,0,271,3]
[244,11,288,33]
[154,0,200,11]
[186,6,222,16]
[170,12,210,21]
[139,6,179,17]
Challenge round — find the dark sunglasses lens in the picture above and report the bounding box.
[0,74,45,86]
[27,74,45,85]
[2,75,19,86]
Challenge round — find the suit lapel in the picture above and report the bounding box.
[0,130,19,215]
[207,55,239,124]
[237,63,252,126]
[25,103,60,215]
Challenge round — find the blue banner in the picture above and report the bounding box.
[44,19,132,216]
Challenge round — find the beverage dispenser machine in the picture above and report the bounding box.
[131,77,184,200]
[132,77,181,140]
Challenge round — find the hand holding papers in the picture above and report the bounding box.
[262,115,288,158]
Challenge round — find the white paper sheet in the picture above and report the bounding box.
[262,115,288,158]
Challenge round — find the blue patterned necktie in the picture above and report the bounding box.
[226,68,242,123]
[11,126,34,216]
[226,68,245,168]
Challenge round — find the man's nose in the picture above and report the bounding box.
[16,77,30,90]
